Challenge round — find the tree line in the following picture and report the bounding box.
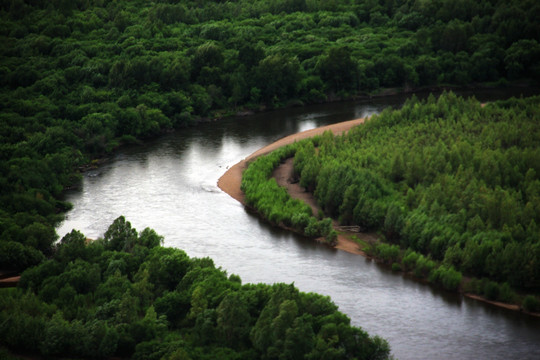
[0,216,390,359]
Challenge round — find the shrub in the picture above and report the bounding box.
[522,296,540,313]
[497,283,516,303]
[376,243,400,264]
[483,281,500,301]
[304,218,320,237]
[429,265,462,291]
[413,255,436,279]
[325,229,337,246]
[402,249,419,271]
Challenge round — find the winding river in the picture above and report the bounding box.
[57,88,540,360]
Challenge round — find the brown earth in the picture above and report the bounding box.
[0,270,20,288]
[217,117,376,255]
[0,276,20,288]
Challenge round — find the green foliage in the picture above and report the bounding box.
[104,216,138,253]
[0,2,538,354]
[0,218,390,359]
[522,295,540,313]
[375,243,401,265]
[294,93,540,291]
[1,0,538,273]
[429,265,462,291]
[242,142,339,244]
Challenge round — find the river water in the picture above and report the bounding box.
[57,88,540,360]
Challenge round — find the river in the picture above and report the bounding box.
[57,88,540,360]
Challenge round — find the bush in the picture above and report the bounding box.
[391,263,401,272]
[402,249,419,271]
[429,265,462,291]
[483,281,500,301]
[497,283,516,304]
[413,255,436,279]
[304,218,320,237]
[522,296,540,313]
[376,243,400,264]
[325,229,337,246]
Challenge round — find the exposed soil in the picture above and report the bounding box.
[0,270,20,288]
[217,117,375,256]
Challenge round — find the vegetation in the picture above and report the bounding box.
[0,216,390,359]
[243,93,540,307]
[241,144,337,245]
[1,0,539,269]
[290,93,540,300]
[1,0,539,354]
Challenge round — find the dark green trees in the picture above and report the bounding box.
[1,0,539,272]
[317,46,359,93]
[0,217,390,359]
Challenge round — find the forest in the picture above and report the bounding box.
[1,0,540,356]
[1,0,539,270]
[242,93,540,310]
[0,216,390,359]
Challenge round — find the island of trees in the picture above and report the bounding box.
[241,93,540,312]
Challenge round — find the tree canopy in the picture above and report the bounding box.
[293,93,540,291]
[0,217,390,359]
[242,93,540,305]
[1,0,539,270]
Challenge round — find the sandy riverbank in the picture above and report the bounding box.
[217,117,367,201]
[217,117,369,255]
[216,115,540,316]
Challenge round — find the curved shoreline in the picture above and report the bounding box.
[217,117,540,317]
[217,117,367,201]
[217,117,368,255]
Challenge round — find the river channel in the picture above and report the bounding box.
[57,88,540,360]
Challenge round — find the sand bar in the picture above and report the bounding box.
[217,117,368,255]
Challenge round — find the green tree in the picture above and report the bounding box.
[104,216,138,253]
[216,291,251,347]
[317,46,358,92]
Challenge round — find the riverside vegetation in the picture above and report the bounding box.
[1,0,539,270]
[1,0,539,357]
[242,93,540,312]
[0,216,390,359]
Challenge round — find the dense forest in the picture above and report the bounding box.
[0,216,390,359]
[242,93,540,309]
[1,0,540,356]
[1,0,539,269]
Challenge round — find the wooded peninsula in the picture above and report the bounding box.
[240,93,540,312]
